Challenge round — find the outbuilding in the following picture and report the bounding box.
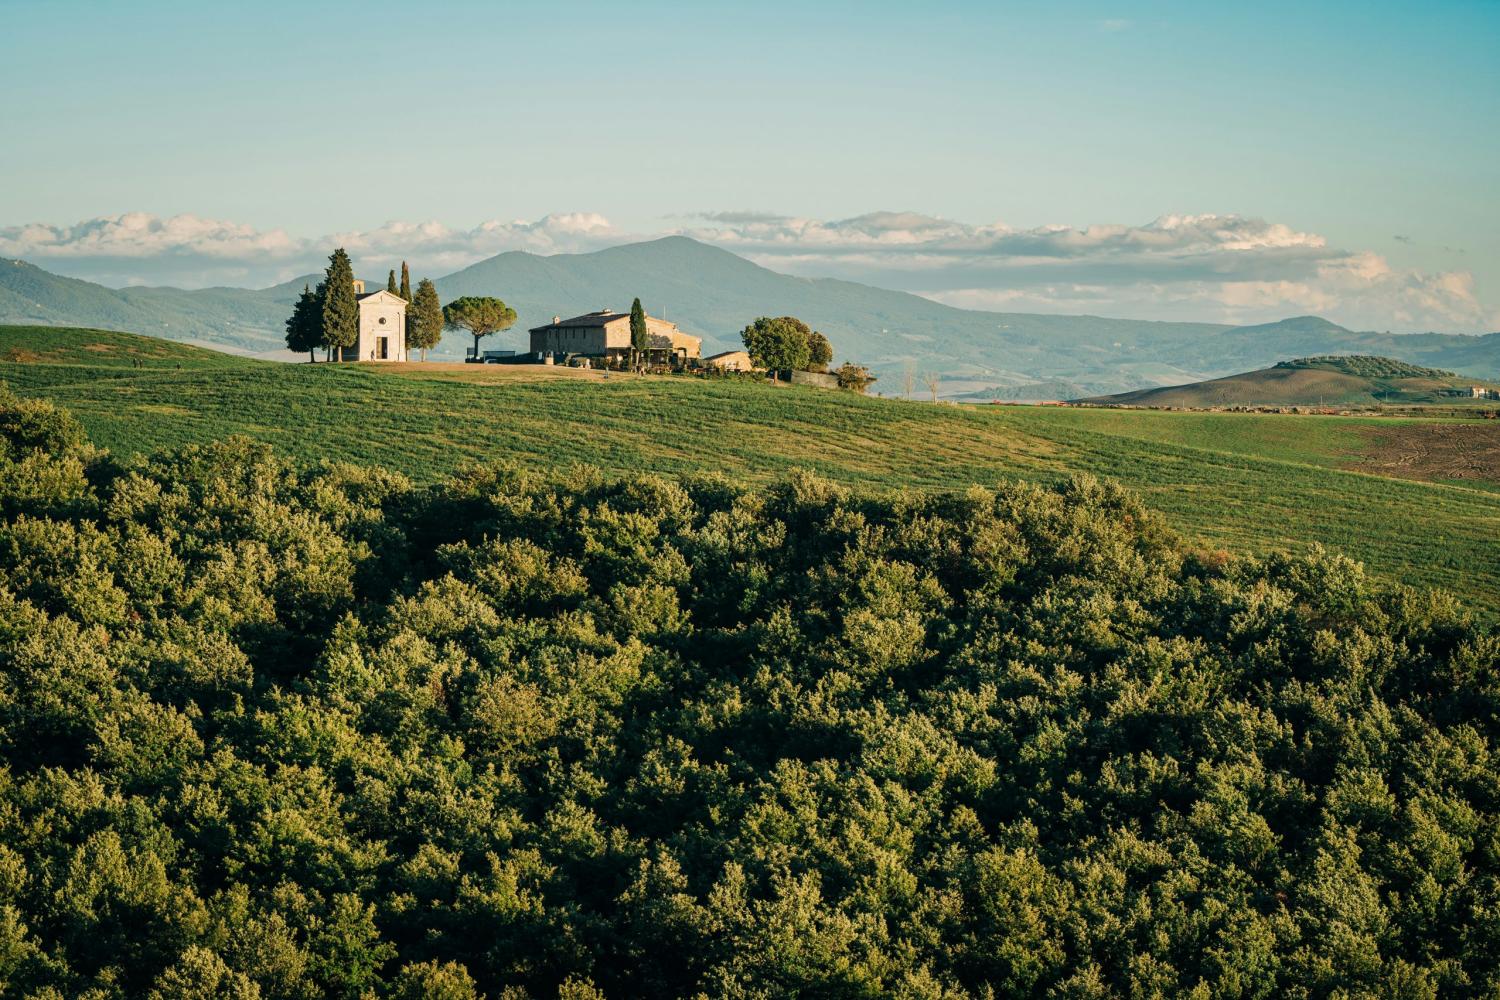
[702,349,754,372]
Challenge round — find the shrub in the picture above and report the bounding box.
[0,405,1496,997]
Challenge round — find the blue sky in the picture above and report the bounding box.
[2,0,1497,331]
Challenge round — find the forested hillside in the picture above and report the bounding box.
[1,385,1497,997]
[1275,356,1463,380]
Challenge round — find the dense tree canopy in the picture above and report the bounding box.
[444,296,517,361]
[283,283,323,361]
[0,383,1496,998]
[739,318,847,380]
[808,331,834,372]
[741,316,829,372]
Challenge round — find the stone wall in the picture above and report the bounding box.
[786,370,841,389]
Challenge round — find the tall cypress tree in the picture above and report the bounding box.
[314,281,329,360]
[321,248,360,362]
[408,278,444,362]
[398,261,411,301]
[387,269,398,294]
[630,298,649,373]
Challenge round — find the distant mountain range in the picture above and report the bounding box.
[1080,355,1500,408]
[5,238,1499,396]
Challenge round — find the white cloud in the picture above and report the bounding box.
[0,211,625,288]
[1,209,1494,332]
[683,210,1327,258]
[0,213,302,261]
[328,213,621,274]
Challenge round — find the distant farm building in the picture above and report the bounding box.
[702,349,754,372]
[349,279,407,362]
[529,309,702,367]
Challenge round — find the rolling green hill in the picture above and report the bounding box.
[0,324,262,369]
[5,324,1499,615]
[0,258,310,355]
[1084,353,1500,407]
[9,241,1500,395]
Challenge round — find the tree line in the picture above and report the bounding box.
[0,384,1496,997]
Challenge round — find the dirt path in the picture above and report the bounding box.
[1350,421,1500,486]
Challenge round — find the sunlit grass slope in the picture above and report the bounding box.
[5,324,1498,613]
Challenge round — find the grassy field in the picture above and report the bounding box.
[0,324,263,369]
[5,325,1500,614]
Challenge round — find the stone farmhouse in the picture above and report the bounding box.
[345,279,407,362]
[529,309,702,367]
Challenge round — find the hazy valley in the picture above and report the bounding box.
[9,238,1499,398]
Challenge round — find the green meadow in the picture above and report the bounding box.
[5,325,1499,614]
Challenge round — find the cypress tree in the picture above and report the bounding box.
[399,261,411,301]
[387,269,398,294]
[409,278,444,362]
[630,297,649,373]
[321,248,360,362]
[284,284,322,362]
[317,281,330,361]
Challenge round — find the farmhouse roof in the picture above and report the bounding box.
[529,310,628,332]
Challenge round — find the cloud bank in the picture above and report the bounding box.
[2,210,1493,332]
[682,211,1496,333]
[0,212,624,289]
